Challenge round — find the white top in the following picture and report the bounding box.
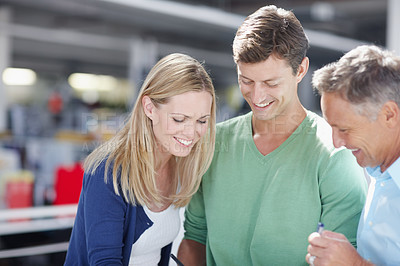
[129,204,180,265]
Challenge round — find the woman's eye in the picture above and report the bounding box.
[173,118,184,123]
[198,120,207,124]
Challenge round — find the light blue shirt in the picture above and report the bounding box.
[357,158,400,266]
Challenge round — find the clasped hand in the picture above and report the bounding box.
[306,230,367,266]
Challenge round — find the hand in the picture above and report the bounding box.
[306,230,372,266]
[178,239,206,266]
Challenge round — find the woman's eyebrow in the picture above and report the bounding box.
[170,113,210,119]
[199,114,211,119]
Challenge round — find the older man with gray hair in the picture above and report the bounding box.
[307,45,400,265]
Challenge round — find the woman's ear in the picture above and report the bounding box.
[142,96,154,120]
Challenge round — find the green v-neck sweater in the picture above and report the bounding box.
[184,111,367,266]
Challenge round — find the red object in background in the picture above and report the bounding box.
[53,162,84,205]
[48,91,63,115]
[6,181,33,208]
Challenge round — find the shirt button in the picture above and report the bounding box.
[380,182,385,187]
[368,221,373,226]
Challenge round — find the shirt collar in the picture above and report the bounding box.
[366,165,382,178]
[387,157,400,189]
[366,157,400,189]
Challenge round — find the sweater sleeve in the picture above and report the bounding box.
[319,149,368,247]
[183,182,208,245]
[83,165,128,265]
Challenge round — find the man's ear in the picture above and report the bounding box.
[296,57,309,83]
[380,100,399,128]
[142,96,155,120]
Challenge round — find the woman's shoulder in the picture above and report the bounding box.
[83,158,119,195]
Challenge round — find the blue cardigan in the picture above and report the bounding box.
[64,162,172,265]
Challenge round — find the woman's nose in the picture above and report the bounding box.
[182,122,196,138]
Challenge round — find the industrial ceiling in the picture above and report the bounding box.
[0,0,387,87]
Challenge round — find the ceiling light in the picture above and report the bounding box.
[68,73,99,91]
[68,73,115,91]
[2,68,37,86]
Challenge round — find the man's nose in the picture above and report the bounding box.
[252,83,266,104]
[332,128,346,148]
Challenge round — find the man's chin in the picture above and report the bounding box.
[356,158,376,169]
[252,112,274,121]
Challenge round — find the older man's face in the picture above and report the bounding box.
[321,92,387,169]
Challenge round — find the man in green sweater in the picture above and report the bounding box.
[178,5,367,266]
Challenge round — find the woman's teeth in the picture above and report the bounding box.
[176,137,193,146]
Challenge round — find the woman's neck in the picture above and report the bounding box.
[148,158,176,212]
[154,142,173,171]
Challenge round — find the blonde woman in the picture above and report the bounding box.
[64,53,216,266]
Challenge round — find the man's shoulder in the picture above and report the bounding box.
[302,111,335,147]
[304,111,361,167]
[298,110,354,163]
[216,112,251,133]
[304,110,329,129]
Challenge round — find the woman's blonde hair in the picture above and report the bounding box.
[84,53,216,207]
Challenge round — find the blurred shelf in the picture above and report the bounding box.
[0,204,77,236]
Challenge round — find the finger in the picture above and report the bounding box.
[310,230,347,248]
[308,232,325,246]
[322,231,349,242]
[308,255,317,265]
[322,230,344,238]
[308,232,320,242]
[307,243,324,259]
[305,253,312,264]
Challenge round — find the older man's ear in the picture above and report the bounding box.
[380,100,400,128]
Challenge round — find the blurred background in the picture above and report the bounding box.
[0,0,397,265]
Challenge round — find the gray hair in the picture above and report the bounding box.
[312,45,400,120]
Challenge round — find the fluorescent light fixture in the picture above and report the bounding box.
[97,75,117,91]
[82,90,100,104]
[2,68,37,86]
[68,73,99,91]
[68,73,115,91]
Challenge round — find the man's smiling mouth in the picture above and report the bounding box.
[255,100,274,108]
